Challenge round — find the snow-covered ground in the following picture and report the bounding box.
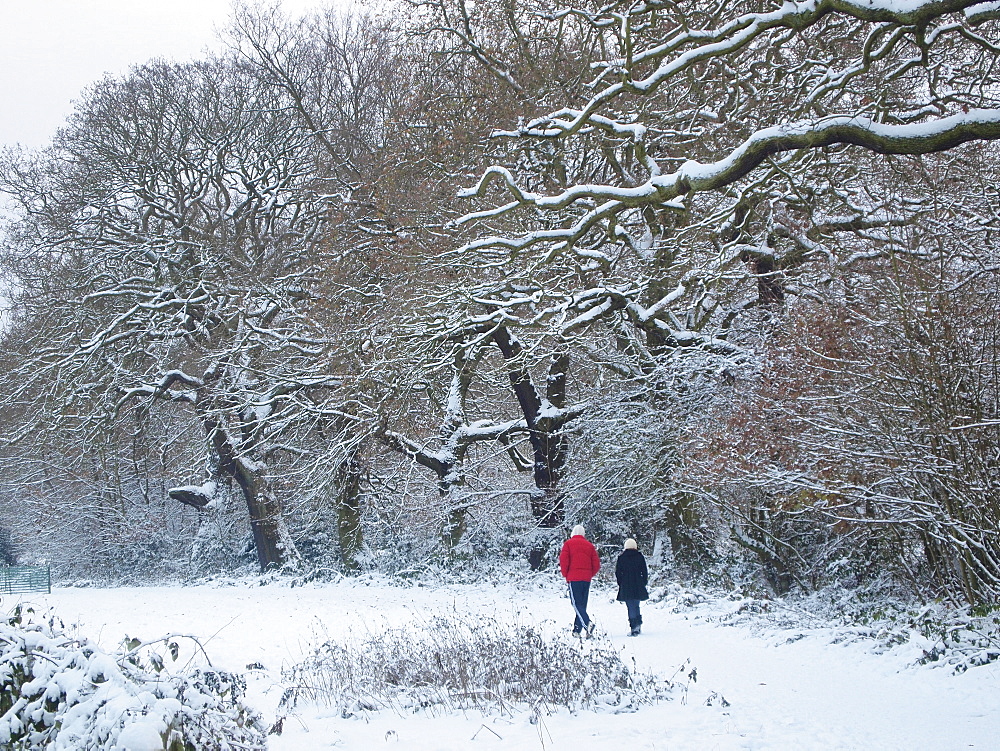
[8,575,998,750]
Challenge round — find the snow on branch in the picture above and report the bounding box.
[966,1,1000,24]
[558,285,745,356]
[116,369,205,410]
[460,111,1000,256]
[524,0,984,141]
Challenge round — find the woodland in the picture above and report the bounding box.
[0,0,998,607]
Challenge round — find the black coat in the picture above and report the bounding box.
[615,548,649,601]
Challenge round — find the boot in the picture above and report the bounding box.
[628,617,641,636]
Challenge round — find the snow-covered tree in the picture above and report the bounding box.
[442,0,1000,587]
[456,0,1000,321]
[0,57,343,571]
[689,234,1000,602]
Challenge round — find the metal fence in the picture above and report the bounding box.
[0,566,51,595]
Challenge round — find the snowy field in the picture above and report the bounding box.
[8,575,999,750]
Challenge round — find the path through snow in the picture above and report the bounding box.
[11,577,997,750]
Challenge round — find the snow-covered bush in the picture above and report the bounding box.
[282,613,670,717]
[0,605,265,750]
[838,598,1000,674]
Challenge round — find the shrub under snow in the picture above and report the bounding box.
[281,613,672,718]
[0,605,265,750]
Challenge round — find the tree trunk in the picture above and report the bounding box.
[663,493,708,574]
[444,501,469,551]
[336,453,364,571]
[233,459,300,572]
[492,328,571,528]
[205,417,301,572]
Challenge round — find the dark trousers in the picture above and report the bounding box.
[568,580,591,632]
[625,599,642,626]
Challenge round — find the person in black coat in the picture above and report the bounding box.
[615,538,649,636]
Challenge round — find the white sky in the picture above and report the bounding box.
[0,0,329,150]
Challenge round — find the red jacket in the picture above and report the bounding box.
[559,535,600,582]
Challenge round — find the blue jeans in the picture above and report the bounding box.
[625,599,642,624]
[568,580,591,632]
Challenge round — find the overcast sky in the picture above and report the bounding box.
[0,0,328,150]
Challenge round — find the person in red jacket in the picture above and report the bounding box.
[559,524,600,636]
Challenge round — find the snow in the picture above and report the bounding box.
[168,481,217,505]
[968,0,1000,14]
[7,576,999,750]
[967,1,1000,24]
[116,722,169,751]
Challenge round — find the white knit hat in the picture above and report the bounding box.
[571,524,585,537]
[624,538,637,550]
